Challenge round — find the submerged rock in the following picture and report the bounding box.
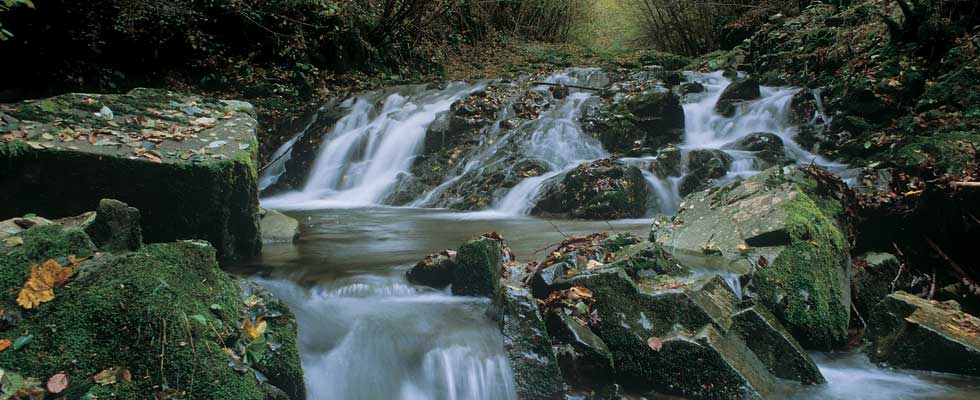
[534,159,649,220]
[716,77,761,117]
[406,250,457,289]
[497,285,565,399]
[260,209,300,244]
[867,291,980,377]
[653,166,852,349]
[0,88,262,263]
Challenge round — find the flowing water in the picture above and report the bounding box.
[247,71,980,399]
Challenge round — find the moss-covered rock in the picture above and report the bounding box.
[583,87,684,156]
[0,88,261,264]
[732,303,825,384]
[850,252,911,319]
[722,132,787,169]
[545,311,614,388]
[496,285,565,399]
[653,167,852,349]
[715,77,761,117]
[648,145,682,179]
[0,225,304,399]
[451,237,504,297]
[679,149,734,196]
[533,159,649,220]
[84,198,142,252]
[406,250,457,289]
[867,291,980,377]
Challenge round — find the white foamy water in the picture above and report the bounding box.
[256,276,516,400]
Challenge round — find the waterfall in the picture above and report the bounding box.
[259,106,323,192]
[493,68,608,215]
[263,82,484,210]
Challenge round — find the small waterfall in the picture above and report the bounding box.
[259,107,323,191]
[723,274,744,301]
[493,69,609,215]
[264,83,484,210]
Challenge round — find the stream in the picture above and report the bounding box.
[243,70,980,399]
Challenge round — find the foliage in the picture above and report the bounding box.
[0,0,33,40]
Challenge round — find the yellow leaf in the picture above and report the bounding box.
[93,367,130,385]
[16,258,76,309]
[904,189,924,196]
[243,316,267,340]
[0,339,11,351]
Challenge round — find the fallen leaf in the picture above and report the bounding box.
[12,335,32,350]
[242,316,267,340]
[17,259,76,309]
[46,372,68,394]
[647,337,663,352]
[93,367,130,385]
[0,339,10,351]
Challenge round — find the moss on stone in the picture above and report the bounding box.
[451,237,503,297]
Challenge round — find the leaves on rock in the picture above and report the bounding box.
[45,372,68,394]
[16,257,85,309]
[241,316,267,340]
[93,367,131,385]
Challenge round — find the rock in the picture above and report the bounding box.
[604,241,690,280]
[716,77,761,117]
[496,285,565,399]
[84,199,143,252]
[680,81,706,95]
[533,159,649,220]
[0,224,304,399]
[732,303,825,384]
[0,88,262,264]
[723,132,787,169]
[260,209,300,244]
[406,250,457,289]
[648,145,682,178]
[851,252,908,319]
[545,311,615,388]
[0,216,53,240]
[451,236,504,297]
[569,269,776,397]
[679,149,734,196]
[584,89,685,155]
[263,101,348,194]
[867,291,980,377]
[653,167,852,349]
[627,90,686,149]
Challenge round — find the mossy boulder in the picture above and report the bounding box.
[0,88,261,264]
[653,167,852,349]
[867,291,980,377]
[850,252,911,319]
[496,285,565,399]
[715,77,761,117]
[533,159,649,220]
[0,225,304,399]
[723,132,787,169]
[583,89,685,155]
[85,198,142,252]
[732,303,825,384]
[545,311,614,388]
[648,145,682,179]
[451,237,504,297]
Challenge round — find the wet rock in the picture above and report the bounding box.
[716,77,761,117]
[648,145,682,178]
[867,291,980,377]
[723,132,787,169]
[679,149,734,196]
[653,167,852,349]
[406,250,457,289]
[851,252,909,319]
[497,285,565,399]
[680,81,706,95]
[260,208,300,244]
[85,199,142,252]
[546,311,615,388]
[0,88,262,263]
[583,89,685,155]
[626,90,686,149]
[569,269,776,397]
[452,236,504,297]
[604,241,690,280]
[732,303,825,384]
[261,100,348,195]
[534,159,649,220]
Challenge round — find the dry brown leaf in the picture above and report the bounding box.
[647,337,663,352]
[46,372,69,394]
[17,258,76,309]
[0,339,11,352]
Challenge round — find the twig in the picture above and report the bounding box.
[544,219,570,238]
[925,236,980,295]
[604,221,619,234]
[160,318,167,383]
[531,81,601,91]
[533,241,563,254]
[851,303,867,329]
[951,181,980,189]
[928,266,936,300]
[181,313,198,398]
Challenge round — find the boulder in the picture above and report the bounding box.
[648,145,682,179]
[680,82,706,95]
[716,77,761,117]
[732,303,825,384]
[604,241,690,280]
[679,149,734,196]
[406,250,457,289]
[260,209,300,244]
[533,159,649,220]
[584,90,685,155]
[0,88,261,264]
[0,223,304,399]
[451,236,504,297]
[546,311,615,388]
[84,199,142,252]
[723,132,787,169]
[653,167,852,349]
[851,252,908,319]
[626,90,686,149]
[867,291,980,377]
[497,285,565,399]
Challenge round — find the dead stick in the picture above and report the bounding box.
[951,181,980,189]
[531,81,601,91]
[925,236,980,293]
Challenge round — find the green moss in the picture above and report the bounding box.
[894,132,980,176]
[0,225,96,310]
[451,238,502,297]
[754,193,850,349]
[0,235,296,399]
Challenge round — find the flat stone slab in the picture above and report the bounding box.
[0,88,261,263]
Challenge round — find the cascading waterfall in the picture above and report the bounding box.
[263,82,484,210]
